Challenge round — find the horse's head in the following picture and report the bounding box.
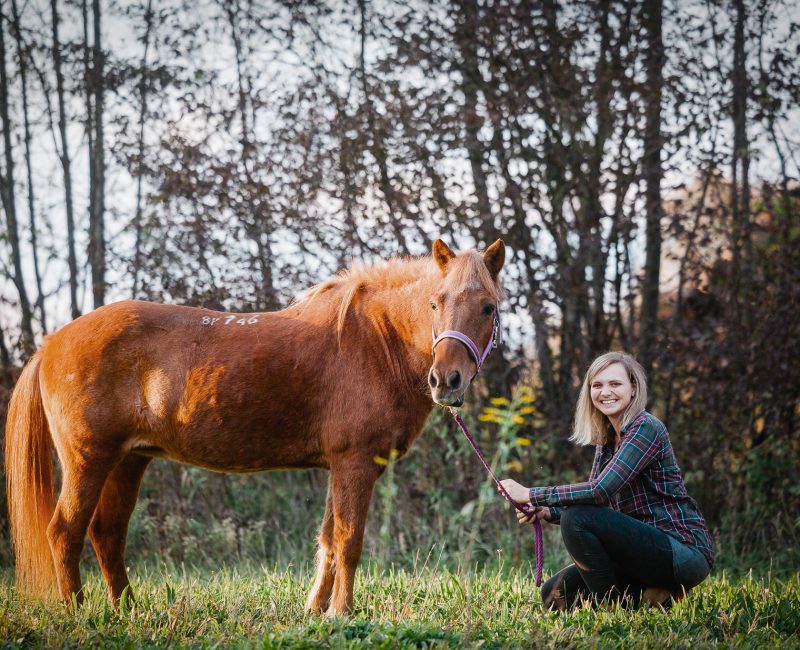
[428,238,505,407]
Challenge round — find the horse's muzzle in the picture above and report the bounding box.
[429,366,468,407]
[448,394,465,407]
[433,393,464,406]
[431,387,466,407]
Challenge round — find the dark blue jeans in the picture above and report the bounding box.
[541,504,710,609]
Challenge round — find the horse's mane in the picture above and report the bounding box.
[291,250,500,338]
[290,256,436,334]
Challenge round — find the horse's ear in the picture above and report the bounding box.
[433,239,456,273]
[483,239,505,279]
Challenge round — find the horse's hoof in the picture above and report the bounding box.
[304,598,325,615]
[324,603,352,618]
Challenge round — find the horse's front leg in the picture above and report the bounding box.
[326,459,381,616]
[305,477,335,613]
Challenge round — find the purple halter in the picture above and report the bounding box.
[431,308,501,375]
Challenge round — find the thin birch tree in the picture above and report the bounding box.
[0,9,35,355]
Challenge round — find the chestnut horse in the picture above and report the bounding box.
[5,238,505,615]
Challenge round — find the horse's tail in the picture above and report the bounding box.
[4,351,56,596]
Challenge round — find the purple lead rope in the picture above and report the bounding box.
[450,409,544,587]
[432,307,542,584]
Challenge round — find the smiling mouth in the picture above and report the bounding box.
[600,399,619,405]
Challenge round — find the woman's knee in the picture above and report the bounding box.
[560,504,603,534]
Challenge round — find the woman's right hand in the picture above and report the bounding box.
[516,506,552,524]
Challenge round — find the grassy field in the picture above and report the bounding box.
[1,562,798,648]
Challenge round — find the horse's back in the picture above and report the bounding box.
[37,300,330,469]
[40,301,208,389]
[42,299,287,362]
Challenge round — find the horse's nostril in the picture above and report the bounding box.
[448,371,461,390]
[429,370,438,388]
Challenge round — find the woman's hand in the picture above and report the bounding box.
[516,506,553,524]
[498,478,531,504]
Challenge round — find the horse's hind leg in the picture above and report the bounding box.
[327,461,380,616]
[47,447,119,606]
[305,477,335,613]
[88,454,151,604]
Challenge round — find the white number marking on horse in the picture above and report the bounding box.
[201,315,259,326]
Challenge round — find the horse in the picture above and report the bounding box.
[4,238,505,616]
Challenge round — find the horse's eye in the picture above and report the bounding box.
[482,304,494,316]
[430,302,437,311]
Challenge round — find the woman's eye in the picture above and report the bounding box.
[482,305,494,316]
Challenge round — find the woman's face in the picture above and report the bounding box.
[590,362,635,421]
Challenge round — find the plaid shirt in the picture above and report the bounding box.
[529,410,715,567]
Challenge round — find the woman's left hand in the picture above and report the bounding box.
[499,479,531,504]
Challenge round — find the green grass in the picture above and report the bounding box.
[1,562,798,648]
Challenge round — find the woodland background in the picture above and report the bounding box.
[0,0,798,573]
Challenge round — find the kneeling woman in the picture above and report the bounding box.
[500,352,714,609]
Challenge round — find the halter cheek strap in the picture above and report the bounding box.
[431,309,501,375]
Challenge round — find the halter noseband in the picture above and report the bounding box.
[431,308,501,375]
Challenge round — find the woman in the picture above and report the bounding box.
[500,351,714,609]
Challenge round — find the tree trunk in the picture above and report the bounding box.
[541,0,580,422]
[88,0,106,308]
[132,0,153,299]
[224,0,279,311]
[52,0,80,319]
[0,10,35,355]
[358,0,409,255]
[81,0,95,306]
[730,0,752,314]
[454,0,494,243]
[0,319,11,384]
[638,0,664,380]
[11,0,47,333]
[583,0,618,356]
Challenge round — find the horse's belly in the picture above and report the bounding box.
[134,348,326,471]
[130,430,327,472]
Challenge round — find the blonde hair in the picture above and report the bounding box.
[570,351,648,446]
